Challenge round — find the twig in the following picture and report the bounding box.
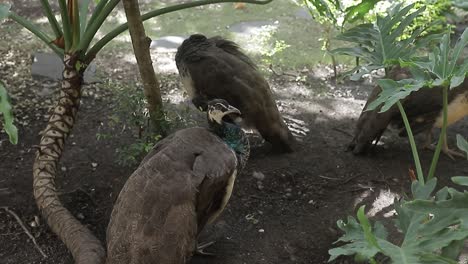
[332,127,353,137]
[1,207,47,258]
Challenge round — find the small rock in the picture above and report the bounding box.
[29,220,37,228]
[61,166,67,172]
[77,213,85,220]
[91,162,98,168]
[258,229,265,233]
[252,171,265,180]
[285,188,292,192]
[256,181,264,190]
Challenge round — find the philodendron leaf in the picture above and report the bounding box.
[357,206,381,250]
[366,78,426,113]
[331,182,468,263]
[411,178,437,200]
[448,28,468,75]
[452,177,468,186]
[0,81,18,144]
[456,134,468,159]
[343,0,381,25]
[0,3,11,20]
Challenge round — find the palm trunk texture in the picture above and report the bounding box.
[32,53,105,264]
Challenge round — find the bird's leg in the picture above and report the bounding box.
[422,129,433,149]
[441,134,465,160]
[195,241,216,256]
[426,132,465,160]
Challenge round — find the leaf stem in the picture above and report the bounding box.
[9,12,64,57]
[85,0,273,62]
[427,86,448,180]
[58,0,72,51]
[39,0,63,38]
[79,0,119,54]
[396,101,424,184]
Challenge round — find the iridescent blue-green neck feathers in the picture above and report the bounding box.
[210,121,249,171]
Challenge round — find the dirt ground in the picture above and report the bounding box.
[1,2,468,264]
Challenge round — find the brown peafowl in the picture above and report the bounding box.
[348,67,468,159]
[175,34,296,153]
[106,99,249,264]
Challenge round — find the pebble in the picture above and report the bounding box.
[252,171,265,180]
[258,229,265,233]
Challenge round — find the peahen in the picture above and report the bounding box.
[348,67,468,159]
[106,99,249,264]
[175,34,296,153]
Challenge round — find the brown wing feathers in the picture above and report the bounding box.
[176,34,296,152]
[106,128,238,264]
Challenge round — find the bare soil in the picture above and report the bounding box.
[1,2,468,264]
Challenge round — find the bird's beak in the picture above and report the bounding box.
[223,105,241,116]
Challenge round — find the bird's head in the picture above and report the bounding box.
[187,34,208,43]
[207,99,242,126]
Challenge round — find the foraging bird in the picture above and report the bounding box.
[106,99,249,264]
[348,67,468,159]
[175,34,296,152]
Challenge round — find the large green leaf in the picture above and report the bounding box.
[303,0,340,25]
[332,3,425,78]
[330,182,468,263]
[366,78,427,113]
[455,135,468,159]
[343,0,381,26]
[0,81,18,144]
[0,3,11,20]
[451,177,468,187]
[79,0,90,36]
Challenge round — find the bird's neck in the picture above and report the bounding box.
[211,122,249,170]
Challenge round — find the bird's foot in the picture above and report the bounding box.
[426,144,466,160]
[195,241,216,256]
[442,147,466,160]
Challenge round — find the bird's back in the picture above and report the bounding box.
[349,69,468,154]
[106,127,237,264]
[176,35,295,152]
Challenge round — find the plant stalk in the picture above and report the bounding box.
[9,12,64,57]
[40,0,63,38]
[58,0,72,51]
[79,0,120,55]
[396,101,424,184]
[427,85,448,180]
[85,0,273,61]
[85,0,108,32]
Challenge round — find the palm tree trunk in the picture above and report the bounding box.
[32,53,105,264]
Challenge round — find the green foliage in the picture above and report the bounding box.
[97,82,196,167]
[0,81,18,145]
[261,39,291,65]
[330,5,468,263]
[116,136,160,167]
[456,135,468,159]
[2,0,273,60]
[303,0,342,26]
[330,178,468,263]
[0,3,10,20]
[342,0,381,26]
[332,3,426,80]
[365,27,468,112]
[452,0,468,10]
